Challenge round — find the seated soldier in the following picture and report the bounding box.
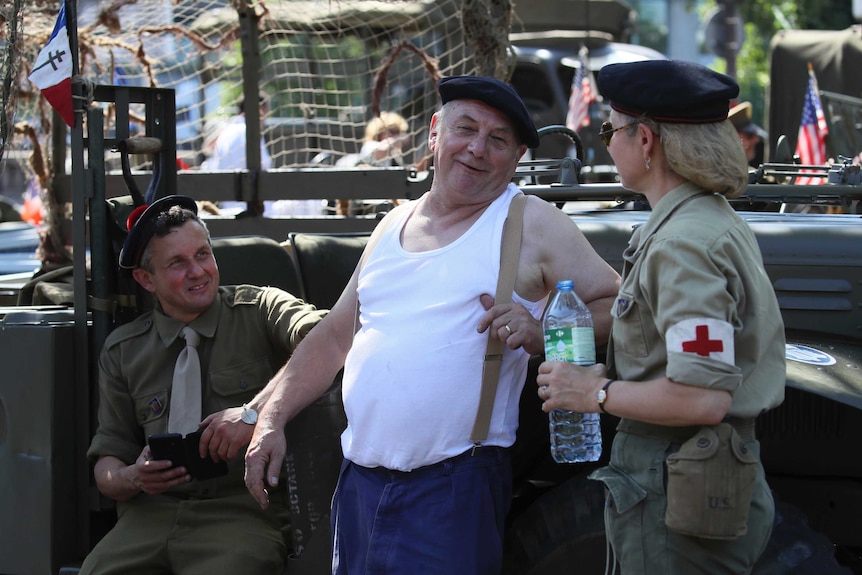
[79,195,326,575]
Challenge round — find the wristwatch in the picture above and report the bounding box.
[597,380,615,413]
[240,403,258,425]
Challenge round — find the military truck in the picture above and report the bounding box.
[3,1,862,574]
[509,34,665,172]
[768,26,862,164]
[3,83,862,574]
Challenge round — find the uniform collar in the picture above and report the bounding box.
[153,288,224,347]
[626,181,709,258]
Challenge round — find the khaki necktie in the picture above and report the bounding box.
[168,326,202,435]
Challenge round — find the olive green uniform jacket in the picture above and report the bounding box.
[592,183,786,574]
[82,285,326,575]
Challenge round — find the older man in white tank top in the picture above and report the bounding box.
[246,76,621,574]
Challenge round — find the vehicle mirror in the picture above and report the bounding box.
[773,135,793,164]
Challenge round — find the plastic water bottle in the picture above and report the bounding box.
[543,280,602,463]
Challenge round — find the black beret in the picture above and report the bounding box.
[119,195,198,269]
[438,76,540,148]
[598,60,739,123]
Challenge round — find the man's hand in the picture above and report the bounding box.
[244,417,287,510]
[476,294,544,355]
[133,446,191,495]
[198,407,254,462]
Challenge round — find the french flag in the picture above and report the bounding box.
[28,2,74,127]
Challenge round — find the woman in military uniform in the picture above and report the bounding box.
[535,60,786,574]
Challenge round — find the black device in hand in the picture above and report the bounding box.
[147,429,228,481]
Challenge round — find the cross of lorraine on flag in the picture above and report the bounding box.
[28,3,74,127]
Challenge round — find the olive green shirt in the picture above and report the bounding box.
[88,284,326,493]
[608,182,785,417]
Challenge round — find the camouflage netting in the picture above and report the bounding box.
[3,0,522,179]
[0,0,523,259]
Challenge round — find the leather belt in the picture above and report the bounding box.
[357,445,508,479]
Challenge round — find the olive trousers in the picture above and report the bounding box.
[590,431,774,574]
[79,489,289,575]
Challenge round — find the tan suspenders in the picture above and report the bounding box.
[470,193,526,444]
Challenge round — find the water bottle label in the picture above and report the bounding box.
[544,327,596,366]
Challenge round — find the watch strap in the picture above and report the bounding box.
[598,379,615,413]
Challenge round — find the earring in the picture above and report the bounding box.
[645,157,651,171]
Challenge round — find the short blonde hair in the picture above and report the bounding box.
[365,112,408,142]
[631,115,748,198]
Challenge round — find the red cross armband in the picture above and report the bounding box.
[666,317,735,365]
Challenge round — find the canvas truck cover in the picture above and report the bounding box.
[769,26,862,162]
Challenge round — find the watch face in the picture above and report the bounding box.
[598,390,607,403]
[241,406,258,425]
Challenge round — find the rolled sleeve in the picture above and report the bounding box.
[666,351,742,392]
[88,348,149,464]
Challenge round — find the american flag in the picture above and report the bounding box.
[565,47,596,131]
[794,66,829,186]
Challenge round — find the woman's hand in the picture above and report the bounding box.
[536,361,608,413]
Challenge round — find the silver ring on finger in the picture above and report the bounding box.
[504,323,513,335]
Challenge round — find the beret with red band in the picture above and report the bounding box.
[119,195,198,269]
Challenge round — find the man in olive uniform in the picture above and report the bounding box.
[80,195,326,575]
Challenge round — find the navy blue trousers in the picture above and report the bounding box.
[330,446,512,575]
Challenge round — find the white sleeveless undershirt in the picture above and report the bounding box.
[341,185,547,471]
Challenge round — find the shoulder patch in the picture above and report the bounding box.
[666,317,735,365]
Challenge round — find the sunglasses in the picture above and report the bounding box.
[599,120,641,146]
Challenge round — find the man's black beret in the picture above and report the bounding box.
[438,75,540,148]
[119,195,198,269]
[598,60,739,123]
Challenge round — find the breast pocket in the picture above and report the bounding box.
[209,358,274,401]
[611,290,649,358]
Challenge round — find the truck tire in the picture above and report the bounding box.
[753,496,854,574]
[503,473,608,575]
